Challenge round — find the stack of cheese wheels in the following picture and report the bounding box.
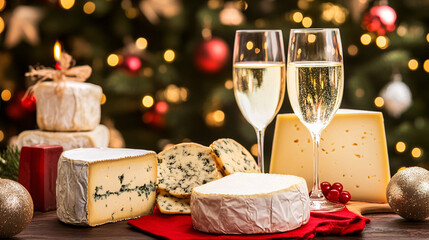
[191,173,310,234]
[17,81,109,150]
[156,139,260,214]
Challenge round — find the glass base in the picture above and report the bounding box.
[310,198,345,213]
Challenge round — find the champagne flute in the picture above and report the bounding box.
[233,30,285,173]
[287,28,344,212]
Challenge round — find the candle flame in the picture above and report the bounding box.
[54,41,61,61]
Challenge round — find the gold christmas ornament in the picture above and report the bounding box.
[386,167,429,221]
[0,178,34,238]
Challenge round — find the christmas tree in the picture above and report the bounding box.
[0,0,427,174]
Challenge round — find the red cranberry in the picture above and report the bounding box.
[321,182,331,196]
[326,189,340,202]
[331,182,343,193]
[339,191,351,204]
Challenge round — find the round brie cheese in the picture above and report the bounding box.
[191,172,310,234]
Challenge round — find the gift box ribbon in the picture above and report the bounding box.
[127,206,370,240]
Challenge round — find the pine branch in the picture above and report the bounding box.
[0,146,20,181]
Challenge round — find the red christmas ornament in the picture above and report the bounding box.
[362,5,397,35]
[142,111,165,129]
[6,91,36,120]
[21,94,37,111]
[124,56,142,72]
[194,38,229,74]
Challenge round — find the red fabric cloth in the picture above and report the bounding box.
[127,206,370,240]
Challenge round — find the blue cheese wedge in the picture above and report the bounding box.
[157,190,190,214]
[191,173,310,234]
[210,138,260,175]
[157,143,220,198]
[56,148,157,227]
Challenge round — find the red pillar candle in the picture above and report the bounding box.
[18,144,63,212]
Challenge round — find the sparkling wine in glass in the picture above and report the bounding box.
[233,30,285,173]
[287,28,344,212]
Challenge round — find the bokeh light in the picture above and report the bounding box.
[396,141,406,153]
[164,49,175,62]
[107,54,120,67]
[411,147,422,158]
[83,1,96,14]
[0,17,4,34]
[225,79,233,90]
[302,17,312,28]
[408,59,418,71]
[376,36,389,49]
[100,93,106,105]
[136,37,148,50]
[155,101,169,114]
[347,44,358,56]
[292,12,303,23]
[251,144,258,157]
[374,96,384,107]
[60,0,75,9]
[0,0,5,11]
[246,41,253,50]
[424,59,429,73]
[142,95,154,108]
[360,34,371,45]
[1,89,12,101]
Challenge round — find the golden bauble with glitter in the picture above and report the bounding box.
[0,178,34,238]
[386,167,429,221]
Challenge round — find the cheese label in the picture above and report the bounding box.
[270,109,391,202]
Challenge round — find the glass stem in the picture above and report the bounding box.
[310,131,324,199]
[256,128,265,173]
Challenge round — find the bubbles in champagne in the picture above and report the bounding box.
[287,61,343,132]
[233,62,285,129]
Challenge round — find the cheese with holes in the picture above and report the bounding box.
[17,124,109,151]
[34,81,102,131]
[191,173,310,234]
[270,109,390,202]
[56,148,157,226]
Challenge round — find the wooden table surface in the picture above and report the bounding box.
[14,211,429,239]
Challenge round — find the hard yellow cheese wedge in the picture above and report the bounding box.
[270,109,390,202]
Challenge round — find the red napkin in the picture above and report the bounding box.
[127,206,370,240]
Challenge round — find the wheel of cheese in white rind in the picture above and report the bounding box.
[191,173,310,234]
[17,124,109,151]
[34,81,102,131]
[157,143,220,198]
[157,189,190,214]
[210,138,260,175]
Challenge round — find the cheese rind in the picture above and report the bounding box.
[191,173,310,234]
[270,109,391,202]
[56,148,157,226]
[157,143,220,198]
[157,190,190,214]
[210,138,260,175]
[16,124,109,151]
[34,81,102,131]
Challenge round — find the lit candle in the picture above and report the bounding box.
[54,41,62,70]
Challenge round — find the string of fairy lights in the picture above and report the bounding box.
[0,0,427,160]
